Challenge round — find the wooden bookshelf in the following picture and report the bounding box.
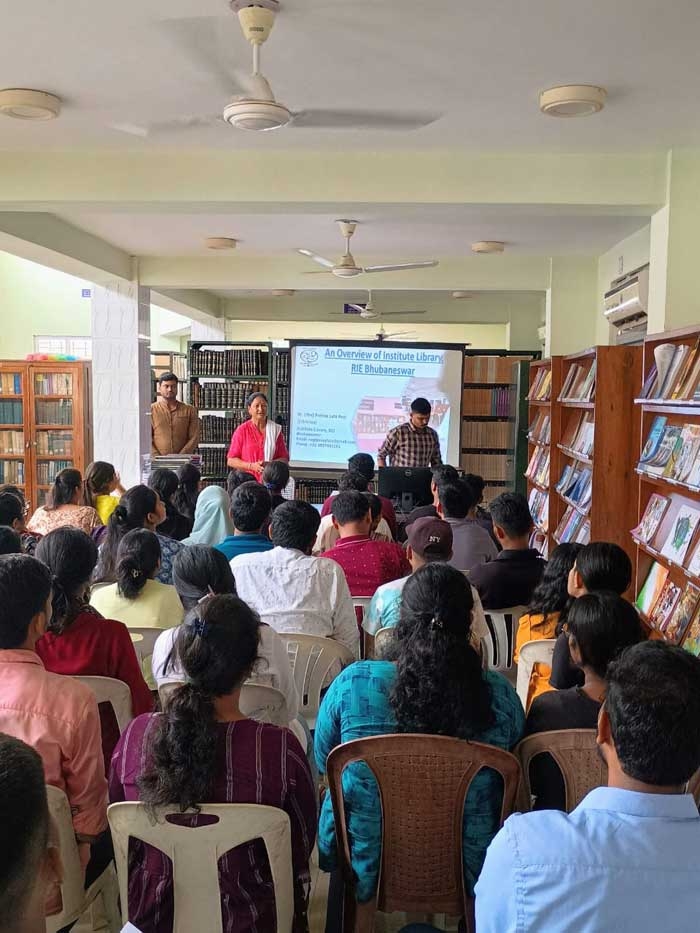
[525,357,562,557]
[0,361,92,511]
[631,325,700,646]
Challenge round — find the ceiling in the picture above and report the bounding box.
[1,0,700,152]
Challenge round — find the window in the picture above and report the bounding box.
[33,336,92,359]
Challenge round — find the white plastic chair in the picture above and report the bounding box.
[482,606,528,673]
[75,675,134,734]
[129,627,162,683]
[158,681,290,728]
[516,638,557,709]
[281,633,354,729]
[45,785,120,933]
[352,596,372,624]
[108,802,294,933]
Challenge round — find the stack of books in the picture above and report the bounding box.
[189,347,270,377]
[636,561,700,646]
[638,418,700,487]
[556,464,593,511]
[559,360,597,402]
[525,447,550,487]
[464,356,519,382]
[0,430,24,454]
[273,351,290,384]
[461,387,512,416]
[527,411,551,445]
[0,372,21,394]
[528,487,549,531]
[462,421,512,448]
[632,495,700,571]
[554,506,590,544]
[527,369,552,401]
[639,339,700,401]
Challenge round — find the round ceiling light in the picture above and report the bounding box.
[471,241,505,254]
[205,237,238,250]
[223,99,291,132]
[539,85,607,118]
[0,89,61,120]
[271,289,295,296]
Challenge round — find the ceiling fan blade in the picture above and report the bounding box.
[383,331,416,339]
[297,249,335,269]
[290,110,441,131]
[363,261,439,273]
[109,114,225,137]
[303,270,336,275]
[347,303,367,313]
[376,310,428,316]
[158,16,247,96]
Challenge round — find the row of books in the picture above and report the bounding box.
[199,414,245,444]
[527,368,552,401]
[461,387,512,417]
[189,347,270,377]
[35,400,73,426]
[528,487,549,531]
[460,453,511,482]
[639,340,700,401]
[633,494,700,570]
[560,360,597,402]
[192,381,268,411]
[37,431,73,456]
[0,460,24,484]
[636,563,700,648]
[560,411,595,458]
[273,352,290,384]
[0,430,24,455]
[200,448,228,478]
[275,385,290,418]
[462,420,512,448]
[463,356,520,383]
[555,505,590,545]
[527,411,551,446]
[0,400,22,425]
[0,372,21,395]
[638,418,700,487]
[33,373,73,396]
[556,463,593,510]
[295,478,336,505]
[525,447,550,487]
[36,459,73,485]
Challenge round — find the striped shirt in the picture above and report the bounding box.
[377,422,443,468]
[110,714,317,932]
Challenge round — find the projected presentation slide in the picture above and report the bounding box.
[289,343,464,469]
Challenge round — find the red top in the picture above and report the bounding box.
[227,420,289,482]
[321,492,398,539]
[36,609,154,771]
[322,534,411,597]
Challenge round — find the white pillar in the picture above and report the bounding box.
[545,257,598,356]
[91,281,151,486]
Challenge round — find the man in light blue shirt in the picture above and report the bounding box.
[475,640,700,933]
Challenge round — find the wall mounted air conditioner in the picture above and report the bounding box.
[603,264,649,341]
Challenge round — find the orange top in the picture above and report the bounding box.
[514,610,560,663]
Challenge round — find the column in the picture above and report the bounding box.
[91,281,151,487]
[545,257,598,356]
[190,318,226,342]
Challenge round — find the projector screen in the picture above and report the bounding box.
[288,342,464,470]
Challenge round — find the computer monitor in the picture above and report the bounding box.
[377,467,433,514]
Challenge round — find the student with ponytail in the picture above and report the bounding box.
[82,461,125,525]
[110,594,317,933]
[27,467,101,537]
[315,562,524,923]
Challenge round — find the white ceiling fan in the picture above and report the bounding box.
[298,220,438,278]
[330,289,428,319]
[113,1,441,137]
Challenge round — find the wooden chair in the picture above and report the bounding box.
[75,675,134,733]
[108,802,294,933]
[281,633,354,729]
[326,733,522,933]
[481,606,527,673]
[515,639,556,709]
[158,681,290,727]
[45,786,121,933]
[516,729,606,812]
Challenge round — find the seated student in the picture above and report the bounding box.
[525,591,643,811]
[181,485,233,547]
[147,468,191,541]
[231,500,359,657]
[262,459,291,510]
[110,594,317,933]
[320,452,398,539]
[314,471,393,554]
[34,528,153,769]
[476,641,700,932]
[322,491,411,597]
[314,489,393,554]
[152,545,298,721]
[436,479,498,572]
[548,541,634,691]
[0,554,108,880]
[226,467,257,500]
[463,473,500,546]
[170,462,201,532]
[0,487,40,555]
[315,563,524,926]
[402,463,461,534]
[83,460,125,526]
[0,525,21,554]
[27,468,102,537]
[215,481,274,561]
[468,492,546,609]
[0,733,63,933]
[514,542,583,662]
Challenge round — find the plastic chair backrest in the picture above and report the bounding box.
[517,729,606,812]
[129,627,162,680]
[481,606,527,671]
[75,675,134,734]
[281,633,354,729]
[515,639,556,708]
[374,626,395,659]
[158,681,289,728]
[108,802,294,933]
[45,785,86,931]
[352,597,372,623]
[326,733,521,931]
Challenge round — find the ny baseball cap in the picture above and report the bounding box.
[407,516,453,559]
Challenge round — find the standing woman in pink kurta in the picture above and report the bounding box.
[226,392,289,483]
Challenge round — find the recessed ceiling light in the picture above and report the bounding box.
[472,241,505,254]
[0,89,61,120]
[271,289,295,296]
[452,291,474,299]
[539,85,607,118]
[205,237,238,250]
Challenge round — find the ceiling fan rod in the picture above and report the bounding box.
[253,42,261,75]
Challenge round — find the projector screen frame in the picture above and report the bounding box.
[287,338,466,472]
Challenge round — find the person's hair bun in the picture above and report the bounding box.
[113,504,128,525]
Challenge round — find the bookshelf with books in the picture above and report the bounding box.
[0,361,92,510]
[550,346,641,568]
[525,357,562,557]
[271,348,291,446]
[631,325,700,649]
